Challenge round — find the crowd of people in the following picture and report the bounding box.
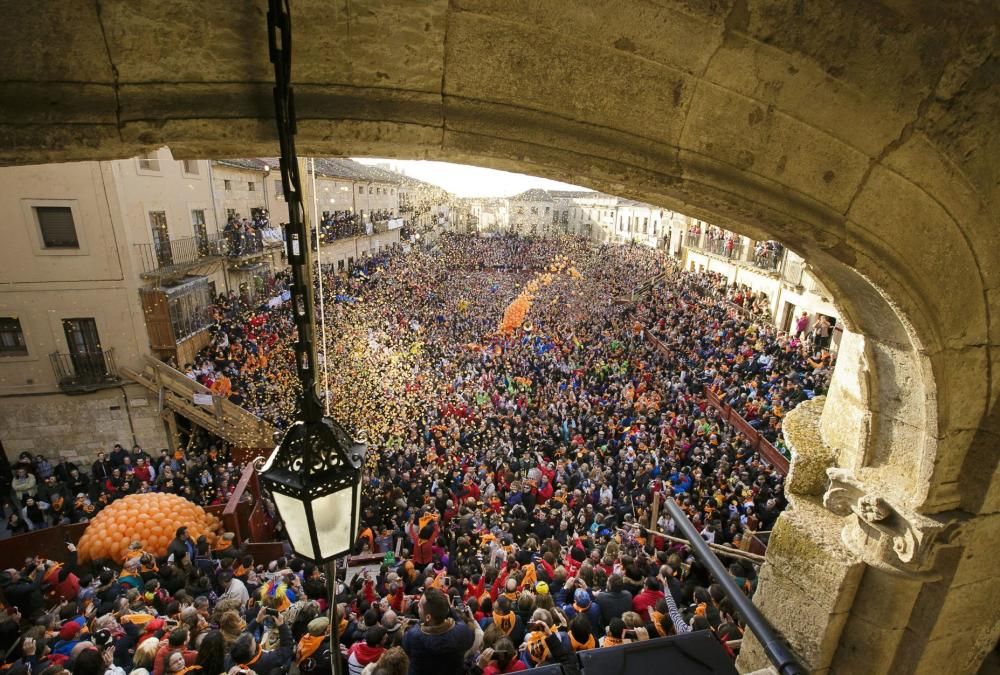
[2,433,243,536]
[637,273,835,444]
[317,210,398,245]
[223,213,271,258]
[0,234,842,675]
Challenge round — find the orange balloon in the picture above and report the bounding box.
[77,493,222,562]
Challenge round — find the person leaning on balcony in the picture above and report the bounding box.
[12,468,37,503]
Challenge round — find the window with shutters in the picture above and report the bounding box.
[181,159,200,175]
[35,206,79,248]
[274,179,284,197]
[0,318,28,356]
[224,179,232,191]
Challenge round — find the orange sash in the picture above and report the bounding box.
[492,611,515,636]
[524,631,551,665]
[296,634,325,665]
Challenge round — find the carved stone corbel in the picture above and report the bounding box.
[823,468,945,577]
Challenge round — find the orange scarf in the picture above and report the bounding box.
[518,564,537,590]
[238,646,262,668]
[296,634,325,665]
[524,631,551,665]
[603,635,624,647]
[492,611,515,636]
[337,618,348,637]
[569,632,596,652]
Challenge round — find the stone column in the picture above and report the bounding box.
[738,397,1000,675]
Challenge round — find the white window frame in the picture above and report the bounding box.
[135,151,162,176]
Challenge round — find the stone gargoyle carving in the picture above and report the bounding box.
[823,468,946,576]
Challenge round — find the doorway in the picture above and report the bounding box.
[62,318,106,379]
[149,211,173,267]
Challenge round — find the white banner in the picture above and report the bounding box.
[193,393,214,406]
[387,218,404,230]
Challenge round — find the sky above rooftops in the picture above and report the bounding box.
[353,158,586,198]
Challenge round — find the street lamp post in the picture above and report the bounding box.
[260,4,365,675]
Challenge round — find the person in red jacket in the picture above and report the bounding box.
[631,577,666,623]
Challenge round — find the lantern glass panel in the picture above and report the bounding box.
[314,488,355,559]
[273,492,312,556]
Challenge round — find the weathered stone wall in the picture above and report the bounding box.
[0,384,168,463]
[0,2,996,672]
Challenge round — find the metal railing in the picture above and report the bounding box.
[222,230,265,257]
[664,498,806,675]
[752,246,784,272]
[134,234,225,274]
[50,348,121,391]
[691,236,744,260]
[781,254,805,286]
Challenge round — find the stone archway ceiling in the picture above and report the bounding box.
[1,0,997,515]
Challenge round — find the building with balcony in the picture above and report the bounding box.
[0,152,431,462]
[0,148,290,461]
[682,224,842,349]
[0,151,203,459]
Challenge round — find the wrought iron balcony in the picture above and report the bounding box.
[50,348,121,393]
[134,234,226,275]
[690,236,745,260]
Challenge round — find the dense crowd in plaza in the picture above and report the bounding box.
[0,234,838,675]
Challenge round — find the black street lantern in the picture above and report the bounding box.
[260,418,365,562]
[258,0,366,564]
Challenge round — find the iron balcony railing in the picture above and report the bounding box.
[752,244,785,272]
[134,231,275,274]
[134,233,226,274]
[50,348,121,392]
[691,236,744,260]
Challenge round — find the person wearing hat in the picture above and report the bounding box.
[559,583,602,641]
[50,621,83,657]
[296,617,333,675]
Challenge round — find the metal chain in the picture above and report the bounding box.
[267,0,322,423]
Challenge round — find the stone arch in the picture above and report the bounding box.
[2,1,996,670]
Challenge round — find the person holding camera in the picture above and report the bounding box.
[225,606,293,675]
[400,589,474,675]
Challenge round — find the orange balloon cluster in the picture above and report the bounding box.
[498,257,583,335]
[499,294,532,334]
[76,493,221,562]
